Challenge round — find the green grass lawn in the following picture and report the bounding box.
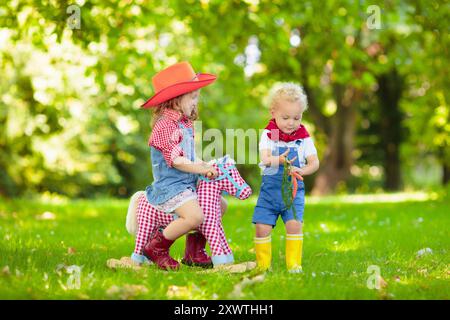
[0,192,448,300]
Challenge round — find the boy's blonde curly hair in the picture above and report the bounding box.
[268,82,308,112]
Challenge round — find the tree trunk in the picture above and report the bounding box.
[311,85,358,195]
[444,163,450,185]
[439,145,450,185]
[377,69,404,191]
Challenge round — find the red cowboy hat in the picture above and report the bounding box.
[141,61,217,108]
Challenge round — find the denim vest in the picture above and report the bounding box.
[145,122,199,205]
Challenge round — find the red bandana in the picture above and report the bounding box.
[264,118,310,142]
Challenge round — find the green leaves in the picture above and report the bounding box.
[0,0,448,197]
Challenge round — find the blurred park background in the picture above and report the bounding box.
[0,0,448,199]
[1,0,449,301]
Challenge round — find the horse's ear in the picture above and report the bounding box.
[224,154,236,165]
[221,155,228,164]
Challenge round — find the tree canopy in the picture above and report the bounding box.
[0,0,448,197]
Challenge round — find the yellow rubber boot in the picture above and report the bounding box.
[286,234,303,273]
[254,235,272,271]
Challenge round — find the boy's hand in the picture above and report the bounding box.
[278,150,289,164]
[278,150,297,165]
[289,166,304,176]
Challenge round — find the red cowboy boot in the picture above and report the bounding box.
[181,232,213,268]
[143,229,180,271]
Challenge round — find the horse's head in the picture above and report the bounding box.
[200,155,252,200]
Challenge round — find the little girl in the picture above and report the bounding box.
[253,82,320,273]
[140,61,219,271]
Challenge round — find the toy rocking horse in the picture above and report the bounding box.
[126,155,253,269]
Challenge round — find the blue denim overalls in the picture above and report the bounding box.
[252,140,305,226]
[145,122,198,206]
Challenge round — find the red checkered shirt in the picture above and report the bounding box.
[148,108,194,168]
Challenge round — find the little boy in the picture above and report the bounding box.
[253,82,319,273]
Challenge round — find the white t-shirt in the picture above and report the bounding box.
[258,129,317,173]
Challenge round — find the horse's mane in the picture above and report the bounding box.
[207,155,236,167]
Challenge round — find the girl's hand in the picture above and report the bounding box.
[203,165,219,179]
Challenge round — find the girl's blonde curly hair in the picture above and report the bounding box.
[150,92,199,128]
[268,82,308,112]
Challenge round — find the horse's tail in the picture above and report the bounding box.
[126,191,145,236]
